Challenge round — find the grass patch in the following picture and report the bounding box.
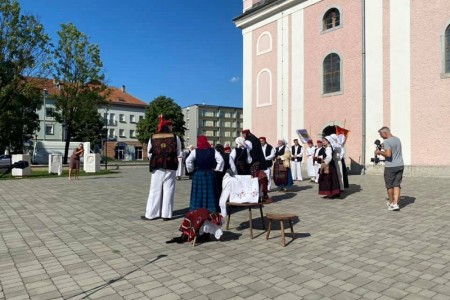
[0,169,116,180]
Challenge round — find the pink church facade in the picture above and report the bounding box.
[235,0,450,175]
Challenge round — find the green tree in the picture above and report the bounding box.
[50,23,107,163]
[0,0,51,153]
[70,103,104,147]
[136,96,185,145]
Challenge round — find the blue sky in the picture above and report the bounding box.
[18,0,244,108]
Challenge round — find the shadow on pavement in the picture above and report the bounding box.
[220,231,242,242]
[266,232,312,247]
[399,196,415,208]
[340,184,362,199]
[171,207,190,220]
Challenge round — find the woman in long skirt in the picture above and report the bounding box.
[318,136,341,198]
[186,136,224,212]
[273,139,293,191]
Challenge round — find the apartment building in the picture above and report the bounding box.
[182,104,243,148]
[35,79,147,160]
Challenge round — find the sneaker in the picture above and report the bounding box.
[388,204,400,211]
[386,201,392,208]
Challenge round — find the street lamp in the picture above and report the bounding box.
[43,89,48,141]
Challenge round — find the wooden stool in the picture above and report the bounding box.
[266,213,297,247]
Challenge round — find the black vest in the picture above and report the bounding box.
[246,133,267,170]
[149,133,178,171]
[291,145,303,162]
[264,144,273,167]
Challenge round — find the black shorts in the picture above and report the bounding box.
[384,166,404,189]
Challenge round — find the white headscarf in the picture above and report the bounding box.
[277,138,287,146]
[235,137,246,148]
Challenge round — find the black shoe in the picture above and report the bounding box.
[141,216,157,220]
[162,218,171,221]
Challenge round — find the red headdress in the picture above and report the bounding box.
[157,115,172,133]
[259,136,266,141]
[197,135,211,150]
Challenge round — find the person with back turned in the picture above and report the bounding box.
[375,126,404,211]
[141,115,181,221]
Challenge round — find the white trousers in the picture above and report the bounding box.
[314,163,321,182]
[291,161,303,180]
[145,169,176,219]
[264,166,273,190]
[176,158,184,177]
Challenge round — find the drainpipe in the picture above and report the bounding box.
[361,0,366,175]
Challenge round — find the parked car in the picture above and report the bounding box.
[0,155,12,169]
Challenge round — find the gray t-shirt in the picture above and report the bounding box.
[383,136,404,168]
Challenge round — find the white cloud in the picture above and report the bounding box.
[229,76,240,83]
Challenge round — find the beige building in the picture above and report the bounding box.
[182,104,243,148]
[35,79,147,160]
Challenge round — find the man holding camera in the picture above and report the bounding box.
[375,126,404,211]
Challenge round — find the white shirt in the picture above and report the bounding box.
[185,149,224,173]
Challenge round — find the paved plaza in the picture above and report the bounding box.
[1,166,450,300]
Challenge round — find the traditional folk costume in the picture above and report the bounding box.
[260,137,275,191]
[318,136,341,198]
[144,117,181,220]
[176,151,185,179]
[229,137,252,175]
[184,145,195,179]
[219,138,251,217]
[306,141,317,181]
[313,140,324,183]
[291,140,303,181]
[273,140,293,190]
[214,144,230,199]
[242,129,270,200]
[186,136,224,212]
[329,134,345,191]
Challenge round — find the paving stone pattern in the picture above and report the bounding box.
[0,167,449,299]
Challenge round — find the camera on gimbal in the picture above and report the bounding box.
[370,139,384,164]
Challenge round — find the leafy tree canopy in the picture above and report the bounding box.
[50,23,107,163]
[0,0,51,152]
[136,96,185,146]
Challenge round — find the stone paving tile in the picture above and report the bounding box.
[1,167,450,299]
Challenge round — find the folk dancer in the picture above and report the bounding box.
[318,136,341,198]
[306,140,317,182]
[229,137,252,175]
[313,140,324,183]
[176,150,185,180]
[242,129,270,201]
[219,137,251,217]
[260,137,275,191]
[291,138,303,181]
[186,136,224,212]
[328,134,345,192]
[184,145,195,179]
[273,139,293,191]
[142,116,181,221]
